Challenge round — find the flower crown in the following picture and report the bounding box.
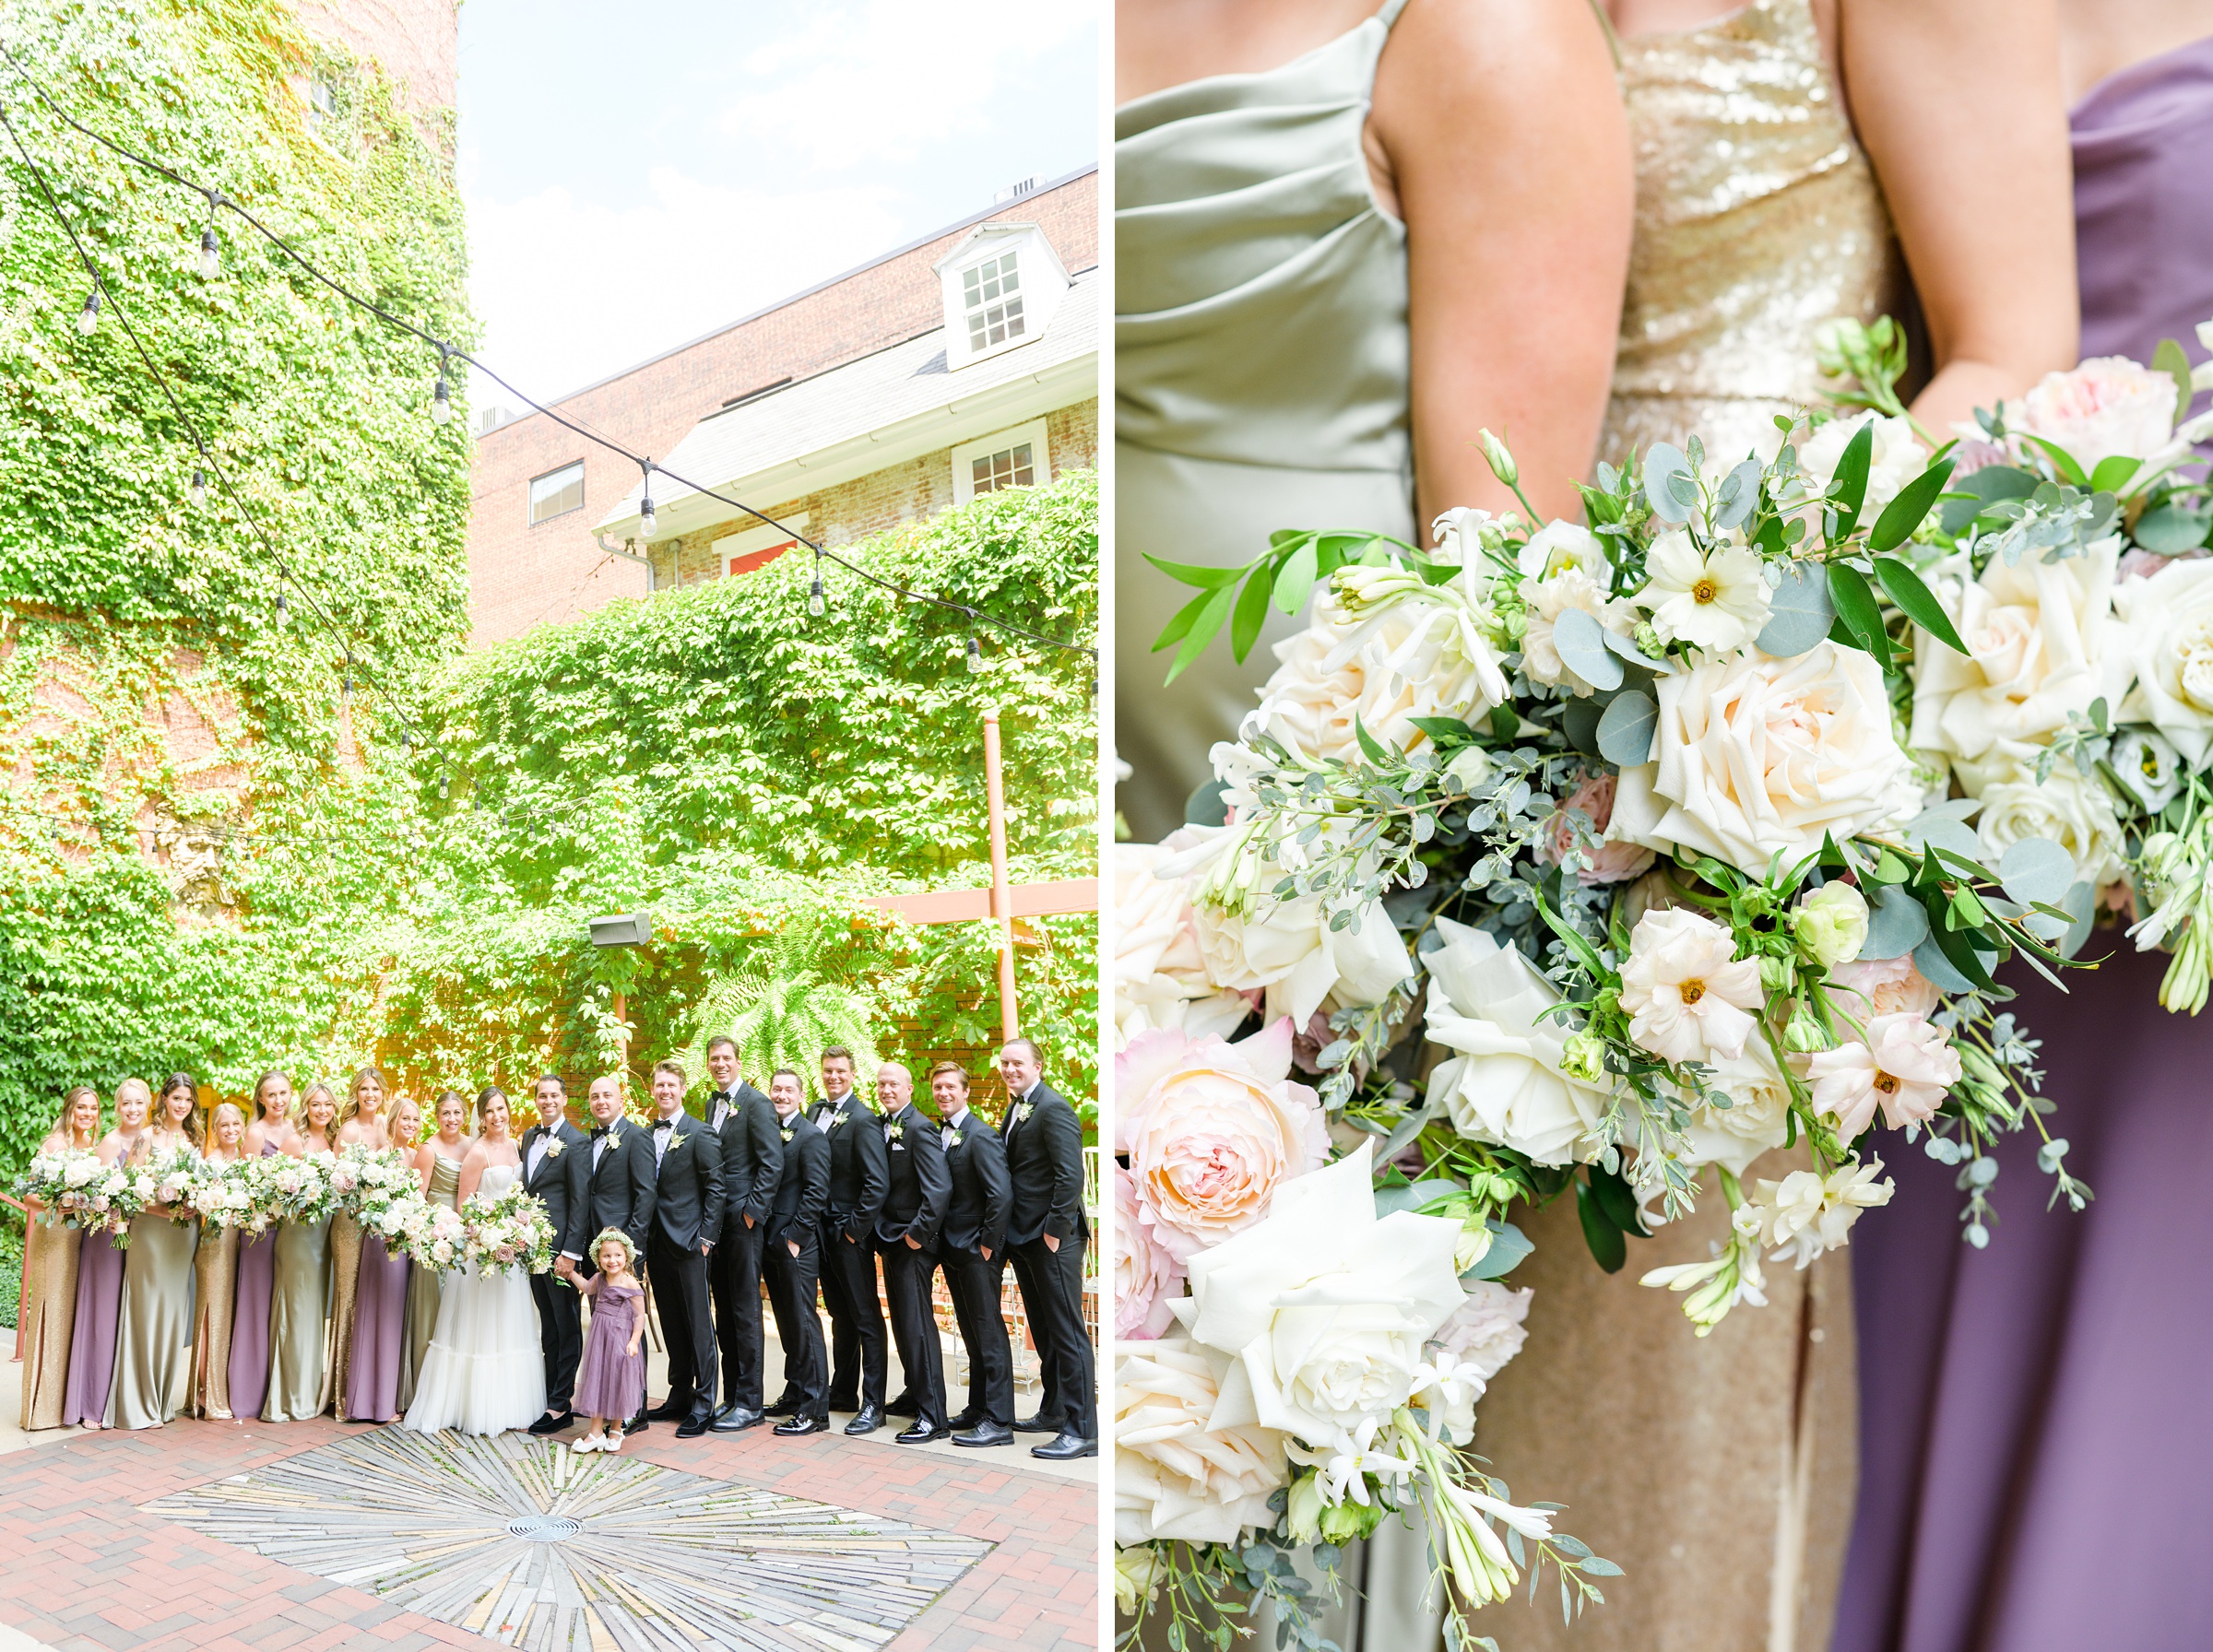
[588,1226,638,1267]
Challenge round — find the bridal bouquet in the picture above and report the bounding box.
[1116,1028,1613,1650]
[459,1182,556,1276]
[12,1148,122,1233]
[334,1143,421,1230]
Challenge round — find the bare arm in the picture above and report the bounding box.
[456,1146,489,1207]
[1843,0,2078,433]
[1376,0,1633,529]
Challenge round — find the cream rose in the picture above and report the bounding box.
[1909,540,2126,764]
[1972,749,2124,889]
[1826,953,1941,1021]
[1423,916,1611,1165]
[1115,1336,1290,1545]
[2007,356,2176,469]
[1428,1280,1533,1384]
[1681,1043,1794,1175]
[2115,557,2213,768]
[1799,411,1924,515]
[1114,839,1251,1048]
[1114,1164,1187,1340]
[1176,1143,1466,1448]
[1610,641,1917,877]
[1116,1020,1330,1262]
[1521,568,1633,695]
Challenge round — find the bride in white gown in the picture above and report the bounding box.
[402,1087,547,1436]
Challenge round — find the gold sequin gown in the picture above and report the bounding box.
[17,1209,80,1432]
[190,1219,241,1419]
[1473,6,1900,1651]
[320,1210,362,1416]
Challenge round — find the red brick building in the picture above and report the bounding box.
[467,168,1099,647]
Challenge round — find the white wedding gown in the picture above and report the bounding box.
[401,1163,547,1435]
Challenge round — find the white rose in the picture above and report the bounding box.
[1176,1143,1465,1448]
[2114,557,2213,768]
[1521,567,1632,694]
[1797,411,1923,515]
[2007,356,2175,469]
[1972,748,2124,889]
[1611,642,1916,877]
[1428,1280,1533,1385]
[1518,519,1608,582]
[1680,1043,1794,1175]
[1114,839,1251,1049]
[1113,1336,1289,1545]
[1423,916,1610,1166]
[1910,539,2126,767]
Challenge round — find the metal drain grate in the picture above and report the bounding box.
[505,1515,582,1542]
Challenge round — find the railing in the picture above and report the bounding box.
[3,1190,26,1361]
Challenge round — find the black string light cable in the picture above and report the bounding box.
[0,37,1097,665]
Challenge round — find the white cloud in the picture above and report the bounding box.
[717,0,1099,171]
[462,164,904,407]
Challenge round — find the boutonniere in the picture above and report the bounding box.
[1012,1101,1035,1126]
[779,1127,795,1143]
[884,1118,906,1142]
[546,1140,565,1158]
[827,1111,849,1130]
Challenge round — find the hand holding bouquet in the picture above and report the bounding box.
[334,1142,421,1229]
[457,1182,555,1276]
[12,1148,117,1233]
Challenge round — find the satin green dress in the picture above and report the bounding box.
[1115,0,1415,840]
[261,1209,333,1423]
[396,1150,461,1412]
[106,1210,199,1429]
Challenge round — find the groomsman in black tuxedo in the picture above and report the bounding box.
[581,1073,657,1432]
[521,1073,592,1437]
[642,1058,724,1439]
[929,1061,1013,1448]
[761,1068,831,1435]
[811,1045,890,1434]
[871,1061,952,1444]
[703,1036,780,1434]
[999,1037,1095,1460]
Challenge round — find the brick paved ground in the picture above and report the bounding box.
[0,1413,1095,1652]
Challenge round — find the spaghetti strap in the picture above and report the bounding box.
[1375,0,1412,28]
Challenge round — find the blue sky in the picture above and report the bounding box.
[455,0,1099,411]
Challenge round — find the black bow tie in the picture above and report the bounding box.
[590,1126,610,1139]
[653,1118,674,1130]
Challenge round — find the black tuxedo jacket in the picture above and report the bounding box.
[872,1102,951,1252]
[941,1110,1011,1256]
[1002,1080,1088,1245]
[584,1117,657,1259]
[811,1093,889,1242]
[709,1083,782,1229]
[767,1113,830,1248]
[646,1109,724,1252]
[518,1118,592,1258]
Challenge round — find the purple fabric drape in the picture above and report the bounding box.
[1835,40,2213,1652]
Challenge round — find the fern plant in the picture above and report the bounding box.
[674,931,880,1100]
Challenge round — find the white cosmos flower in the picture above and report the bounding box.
[1636,532,1772,652]
[1618,907,1766,1066]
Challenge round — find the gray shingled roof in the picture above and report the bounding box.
[598,267,1096,529]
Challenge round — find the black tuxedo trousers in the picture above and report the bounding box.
[764,1230,828,1420]
[1012,1232,1095,1438]
[818,1225,886,1410]
[647,1231,716,1421]
[942,1244,1013,1425]
[710,1220,767,1410]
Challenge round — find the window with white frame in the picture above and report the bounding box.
[961,251,1025,353]
[527,460,585,525]
[952,419,1050,506]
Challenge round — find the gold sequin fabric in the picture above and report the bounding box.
[1601,0,1904,468]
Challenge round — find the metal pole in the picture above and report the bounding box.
[981,709,1019,1043]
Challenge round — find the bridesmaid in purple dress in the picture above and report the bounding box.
[227,1070,295,1421]
[1837,12,2213,1650]
[342,1078,412,1422]
[61,1079,151,1428]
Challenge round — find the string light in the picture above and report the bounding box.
[965,632,984,674]
[275,591,289,629]
[808,549,825,617]
[188,438,207,507]
[198,224,219,279]
[429,355,452,426]
[637,461,657,540]
[75,287,98,334]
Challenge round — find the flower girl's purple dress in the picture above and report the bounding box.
[572,1279,645,1422]
[1836,37,2213,1652]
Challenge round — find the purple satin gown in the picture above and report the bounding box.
[1838,47,2213,1646]
[345,1232,411,1421]
[59,1227,124,1427]
[227,1140,282,1420]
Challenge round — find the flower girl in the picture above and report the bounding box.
[570,1229,646,1454]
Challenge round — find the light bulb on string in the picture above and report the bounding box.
[76,289,99,335]
[198,225,219,279]
[437,772,449,801]
[275,592,290,629]
[430,372,452,426]
[808,550,825,617]
[638,460,657,538]
[965,633,984,674]
[188,466,207,508]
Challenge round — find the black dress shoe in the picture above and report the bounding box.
[627,1410,649,1434]
[953,1421,1014,1449]
[775,1414,828,1436]
[1031,1431,1097,1460]
[947,1409,982,1431]
[894,1421,952,1445]
[1012,1410,1060,1434]
[884,1391,919,1417]
[844,1405,884,1436]
[712,1406,765,1433]
[674,1412,712,1439]
[527,1410,574,1437]
[762,1395,799,1418]
[646,1398,689,1422]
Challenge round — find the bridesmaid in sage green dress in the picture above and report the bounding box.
[107,1072,205,1429]
[398,1090,469,1412]
[263,1081,338,1423]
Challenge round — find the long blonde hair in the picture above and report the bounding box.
[343,1064,390,1126]
[53,1084,101,1147]
[295,1081,339,1146]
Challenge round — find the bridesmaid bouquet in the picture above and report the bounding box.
[259,1151,338,1227]
[139,1142,205,1221]
[11,1148,129,1235]
[186,1157,257,1231]
[458,1183,556,1276]
[333,1143,421,1229]
[386,1194,467,1272]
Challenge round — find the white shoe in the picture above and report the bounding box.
[573,1433,606,1454]
[604,1432,625,1454]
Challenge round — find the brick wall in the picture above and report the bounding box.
[295,0,458,115]
[649,395,1098,589]
[467,170,1098,647]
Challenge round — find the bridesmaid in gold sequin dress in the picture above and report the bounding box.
[1473,4,2077,1649]
[189,1103,248,1419]
[17,1086,101,1432]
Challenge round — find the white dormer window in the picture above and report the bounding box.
[962,252,1025,352]
[935,223,1070,371]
